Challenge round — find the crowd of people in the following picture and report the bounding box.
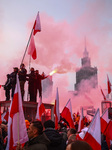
[0,119,92,150]
[3,63,48,102]
[0,112,111,150]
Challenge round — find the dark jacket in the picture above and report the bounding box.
[44,128,66,150]
[35,73,47,89]
[18,68,27,81]
[23,133,50,150]
[27,71,36,93]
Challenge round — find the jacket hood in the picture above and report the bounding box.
[44,128,63,146]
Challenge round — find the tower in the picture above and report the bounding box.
[75,40,98,93]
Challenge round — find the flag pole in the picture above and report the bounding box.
[27,55,31,101]
[17,112,20,143]
[21,28,34,64]
[17,75,20,143]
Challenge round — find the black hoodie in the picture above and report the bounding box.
[44,128,66,150]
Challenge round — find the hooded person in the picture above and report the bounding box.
[43,120,66,150]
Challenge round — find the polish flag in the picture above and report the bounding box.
[76,126,88,140]
[6,75,28,150]
[54,87,60,129]
[28,33,37,60]
[101,108,112,148]
[33,12,41,35]
[84,108,101,150]
[104,120,112,148]
[35,97,45,121]
[100,87,106,100]
[107,75,111,94]
[78,107,84,132]
[61,99,74,128]
[2,110,9,122]
[101,108,110,134]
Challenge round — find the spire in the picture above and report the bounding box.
[81,37,91,67]
[83,37,88,58]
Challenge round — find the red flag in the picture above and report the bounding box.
[2,110,9,122]
[28,33,37,60]
[101,108,112,148]
[76,127,88,140]
[101,108,110,134]
[84,108,101,150]
[107,75,111,94]
[78,107,84,132]
[33,12,41,35]
[104,121,112,140]
[61,99,74,128]
[6,75,28,150]
[54,87,60,129]
[100,88,106,100]
[0,85,1,88]
[35,97,45,121]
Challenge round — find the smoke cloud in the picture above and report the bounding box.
[0,0,112,115]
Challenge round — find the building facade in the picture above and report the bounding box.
[75,46,98,93]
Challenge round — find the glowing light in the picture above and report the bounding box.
[49,69,57,76]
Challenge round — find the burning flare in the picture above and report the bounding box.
[49,69,57,76]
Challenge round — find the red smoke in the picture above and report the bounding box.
[0,0,112,114]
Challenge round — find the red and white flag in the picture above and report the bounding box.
[33,12,41,35]
[107,75,111,94]
[84,108,101,150]
[35,97,45,121]
[78,107,84,132]
[1,110,9,122]
[100,87,106,100]
[54,87,60,129]
[6,75,28,150]
[61,99,74,128]
[28,33,37,60]
[101,108,112,148]
[101,108,110,134]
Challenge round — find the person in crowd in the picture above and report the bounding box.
[10,67,18,98]
[35,70,48,100]
[26,67,36,102]
[110,144,112,150]
[66,140,93,150]
[57,122,68,142]
[0,125,4,150]
[101,134,108,150]
[74,121,78,132]
[1,123,8,149]
[67,134,76,145]
[3,74,12,100]
[67,128,77,139]
[43,120,66,150]
[67,128,77,145]
[18,63,27,101]
[16,120,50,150]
